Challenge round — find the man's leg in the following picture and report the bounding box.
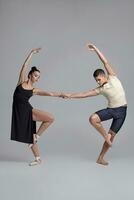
[94,106,127,165]
[96,130,115,165]
[89,113,112,146]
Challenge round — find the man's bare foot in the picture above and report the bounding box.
[105,134,112,147]
[96,158,109,166]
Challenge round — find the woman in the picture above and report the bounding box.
[11,48,62,166]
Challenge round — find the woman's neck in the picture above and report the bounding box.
[26,79,33,87]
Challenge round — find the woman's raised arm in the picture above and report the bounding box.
[17,48,41,86]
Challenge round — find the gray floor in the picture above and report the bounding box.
[1,153,134,200]
[1,121,134,200]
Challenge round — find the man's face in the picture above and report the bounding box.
[95,74,107,86]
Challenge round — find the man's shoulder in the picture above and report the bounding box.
[108,74,119,81]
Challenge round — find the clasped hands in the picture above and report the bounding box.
[59,93,72,99]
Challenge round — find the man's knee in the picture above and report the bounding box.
[108,130,116,141]
[89,114,100,125]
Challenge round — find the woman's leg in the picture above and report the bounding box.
[32,108,55,137]
[29,109,55,163]
[29,143,41,166]
[31,143,40,157]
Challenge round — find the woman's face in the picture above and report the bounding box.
[30,71,40,83]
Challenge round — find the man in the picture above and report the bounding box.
[63,43,127,165]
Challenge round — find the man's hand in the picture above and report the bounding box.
[60,93,71,99]
[87,43,96,51]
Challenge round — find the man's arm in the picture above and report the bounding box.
[63,89,98,99]
[87,43,116,76]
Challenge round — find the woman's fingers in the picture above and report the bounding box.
[32,48,42,54]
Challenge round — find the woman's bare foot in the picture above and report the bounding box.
[96,158,109,166]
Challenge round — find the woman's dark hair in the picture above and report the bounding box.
[28,66,40,78]
[93,69,105,78]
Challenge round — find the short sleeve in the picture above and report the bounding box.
[94,87,102,95]
[108,75,117,81]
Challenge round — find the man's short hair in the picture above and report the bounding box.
[93,69,105,78]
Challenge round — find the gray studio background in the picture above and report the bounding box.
[0,0,134,200]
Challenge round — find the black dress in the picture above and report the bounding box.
[11,84,36,144]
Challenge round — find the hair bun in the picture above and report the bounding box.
[31,66,37,71]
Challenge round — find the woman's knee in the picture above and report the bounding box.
[44,115,55,123]
[49,115,55,123]
[89,114,99,125]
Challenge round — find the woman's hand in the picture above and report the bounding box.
[31,48,42,54]
[60,93,71,98]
